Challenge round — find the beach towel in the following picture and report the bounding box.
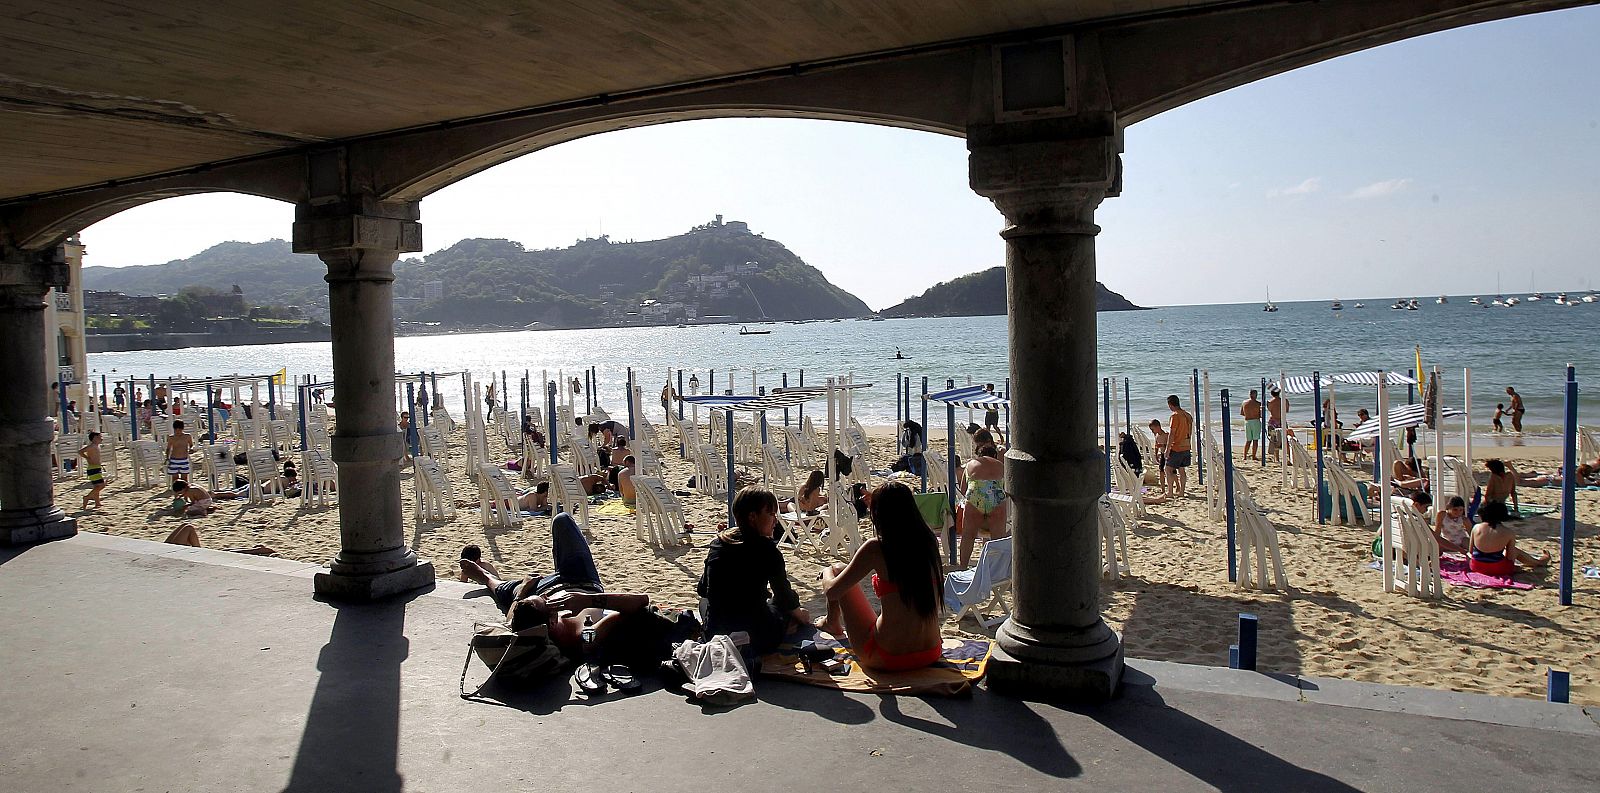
[1438,557,1534,590]
[594,500,634,517]
[1513,504,1558,518]
[759,625,990,697]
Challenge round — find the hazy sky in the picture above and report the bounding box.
[80,7,1600,311]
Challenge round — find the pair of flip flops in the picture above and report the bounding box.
[574,663,641,695]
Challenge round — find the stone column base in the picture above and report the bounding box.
[314,559,436,601]
[0,508,78,546]
[986,639,1125,703]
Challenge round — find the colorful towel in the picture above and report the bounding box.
[1514,504,1559,517]
[1439,557,1534,590]
[759,625,990,696]
[594,500,634,517]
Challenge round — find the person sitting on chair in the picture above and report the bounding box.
[815,482,945,672]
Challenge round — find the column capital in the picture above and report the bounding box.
[968,119,1122,235]
[291,195,421,257]
[0,244,69,296]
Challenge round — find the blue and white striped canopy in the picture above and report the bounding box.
[924,384,1010,409]
[679,391,825,412]
[1280,371,1419,394]
[1347,402,1465,440]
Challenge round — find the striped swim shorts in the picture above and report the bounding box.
[86,467,103,484]
[168,456,191,476]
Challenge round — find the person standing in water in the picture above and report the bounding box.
[1505,387,1525,433]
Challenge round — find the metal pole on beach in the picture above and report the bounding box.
[206,379,217,445]
[796,369,803,426]
[1378,371,1394,593]
[921,376,929,492]
[547,381,557,465]
[1560,364,1577,606]
[1192,369,1203,486]
[1123,377,1131,434]
[725,396,735,528]
[1221,388,1237,582]
[947,395,958,565]
[1313,371,1325,523]
[1407,369,1414,405]
[101,374,108,410]
[1463,368,1473,493]
[626,367,636,441]
[129,379,138,441]
[405,382,418,458]
[895,373,902,458]
[1260,377,1267,468]
[1103,377,1112,494]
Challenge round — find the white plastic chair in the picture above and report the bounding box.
[1235,480,1290,592]
[1386,496,1442,598]
[300,448,338,508]
[245,447,284,504]
[549,463,591,528]
[1097,496,1132,579]
[53,433,82,480]
[419,424,449,471]
[633,476,686,547]
[412,456,456,525]
[130,440,166,489]
[477,463,524,530]
[944,535,1012,628]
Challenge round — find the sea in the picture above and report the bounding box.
[87,296,1599,441]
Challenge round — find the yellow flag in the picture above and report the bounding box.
[273,367,287,386]
[1413,346,1424,392]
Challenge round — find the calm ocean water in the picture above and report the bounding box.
[88,297,1598,436]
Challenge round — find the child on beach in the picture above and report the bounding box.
[172,480,215,516]
[1149,419,1169,491]
[1433,495,1470,554]
[1492,404,1506,433]
[165,419,194,483]
[78,432,105,509]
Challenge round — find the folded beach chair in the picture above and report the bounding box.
[105,417,130,447]
[201,443,235,492]
[53,432,82,480]
[1284,438,1316,491]
[1234,479,1290,593]
[633,476,686,547]
[761,443,799,499]
[477,463,524,530]
[130,440,166,489]
[1110,457,1146,517]
[556,404,575,449]
[419,424,449,471]
[1322,463,1369,526]
[636,418,662,451]
[955,426,976,461]
[522,441,549,480]
[245,447,284,504]
[1384,496,1442,598]
[267,419,295,453]
[306,421,331,452]
[300,447,338,508]
[923,448,950,494]
[709,410,727,451]
[734,421,761,465]
[678,417,702,455]
[843,425,873,467]
[570,436,602,478]
[549,463,591,528]
[1579,426,1599,465]
[1096,496,1132,579]
[430,406,456,434]
[636,444,662,478]
[781,425,814,468]
[692,443,728,498]
[1130,425,1154,462]
[412,456,456,525]
[149,414,173,446]
[944,535,1012,628]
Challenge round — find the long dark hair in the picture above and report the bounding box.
[868,481,942,617]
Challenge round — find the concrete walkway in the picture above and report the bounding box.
[3,533,1596,793]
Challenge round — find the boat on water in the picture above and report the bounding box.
[738,325,770,335]
[1330,300,1343,311]
[1470,297,1482,305]
[1407,299,1420,310]
[1263,288,1278,313]
[1390,299,1407,310]
[1555,292,1569,305]
[1352,302,1365,309]
[1436,295,1448,304]
[1506,296,1522,306]
[1529,293,1543,302]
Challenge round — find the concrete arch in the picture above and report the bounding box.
[0,155,307,251]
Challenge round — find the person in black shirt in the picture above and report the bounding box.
[697,486,809,656]
[1118,432,1143,477]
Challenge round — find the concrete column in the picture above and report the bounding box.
[969,120,1124,700]
[292,199,434,599]
[0,245,77,545]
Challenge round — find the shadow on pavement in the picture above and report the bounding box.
[281,597,415,793]
[879,693,1082,778]
[1085,685,1362,792]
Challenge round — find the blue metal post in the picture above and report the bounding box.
[1236,613,1258,671]
[404,383,419,458]
[920,377,930,491]
[1560,364,1577,606]
[1407,369,1414,405]
[946,399,957,566]
[206,379,217,444]
[709,370,715,398]
[148,373,156,412]
[1547,668,1571,703]
[895,373,902,457]
[1192,369,1204,486]
[725,399,735,528]
[1123,377,1131,434]
[626,367,636,440]
[128,379,138,441]
[547,381,557,465]
[1222,389,1237,582]
[58,372,71,433]
[267,377,276,420]
[420,373,430,426]
[1102,377,1112,493]
[1313,371,1325,524]
[101,374,108,410]
[1260,377,1269,468]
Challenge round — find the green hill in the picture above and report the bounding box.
[882,267,1142,317]
[83,220,873,327]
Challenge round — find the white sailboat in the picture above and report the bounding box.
[1263,287,1278,313]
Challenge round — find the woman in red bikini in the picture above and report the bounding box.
[815,481,944,672]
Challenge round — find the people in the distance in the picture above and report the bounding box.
[78,431,106,509]
[959,441,1008,569]
[696,487,810,657]
[1468,501,1549,577]
[815,482,944,672]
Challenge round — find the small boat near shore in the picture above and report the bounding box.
[738,325,770,335]
[1330,300,1343,311]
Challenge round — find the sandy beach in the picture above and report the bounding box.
[55,417,1599,705]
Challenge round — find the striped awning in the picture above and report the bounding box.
[924,384,1010,409]
[1347,402,1465,440]
[1280,371,1419,394]
[679,391,825,411]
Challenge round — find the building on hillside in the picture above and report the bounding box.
[84,290,163,317]
[422,280,444,301]
[44,236,87,403]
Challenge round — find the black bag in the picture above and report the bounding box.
[459,621,565,698]
[595,607,702,669]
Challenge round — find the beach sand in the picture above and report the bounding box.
[55,418,1598,704]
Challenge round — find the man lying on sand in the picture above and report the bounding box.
[163,523,276,556]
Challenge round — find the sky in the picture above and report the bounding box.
[79,7,1600,311]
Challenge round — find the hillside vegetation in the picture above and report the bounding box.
[881,266,1142,317]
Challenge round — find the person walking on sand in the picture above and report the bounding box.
[1505,387,1525,433]
[165,419,194,484]
[1241,389,1263,462]
[1165,395,1194,498]
[78,432,106,509]
[1149,419,1169,492]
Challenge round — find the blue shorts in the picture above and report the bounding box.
[1167,450,1192,469]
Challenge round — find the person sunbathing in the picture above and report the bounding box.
[785,469,828,514]
[697,487,810,657]
[456,544,500,582]
[1515,463,1598,488]
[958,442,1009,569]
[815,482,944,672]
[1468,501,1549,577]
[616,455,637,507]
[1391,457,1429,495]
[1484,459,1520,512]
[163,523,276,555]
[517,481,551,512]
[1433,495,1471,554]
